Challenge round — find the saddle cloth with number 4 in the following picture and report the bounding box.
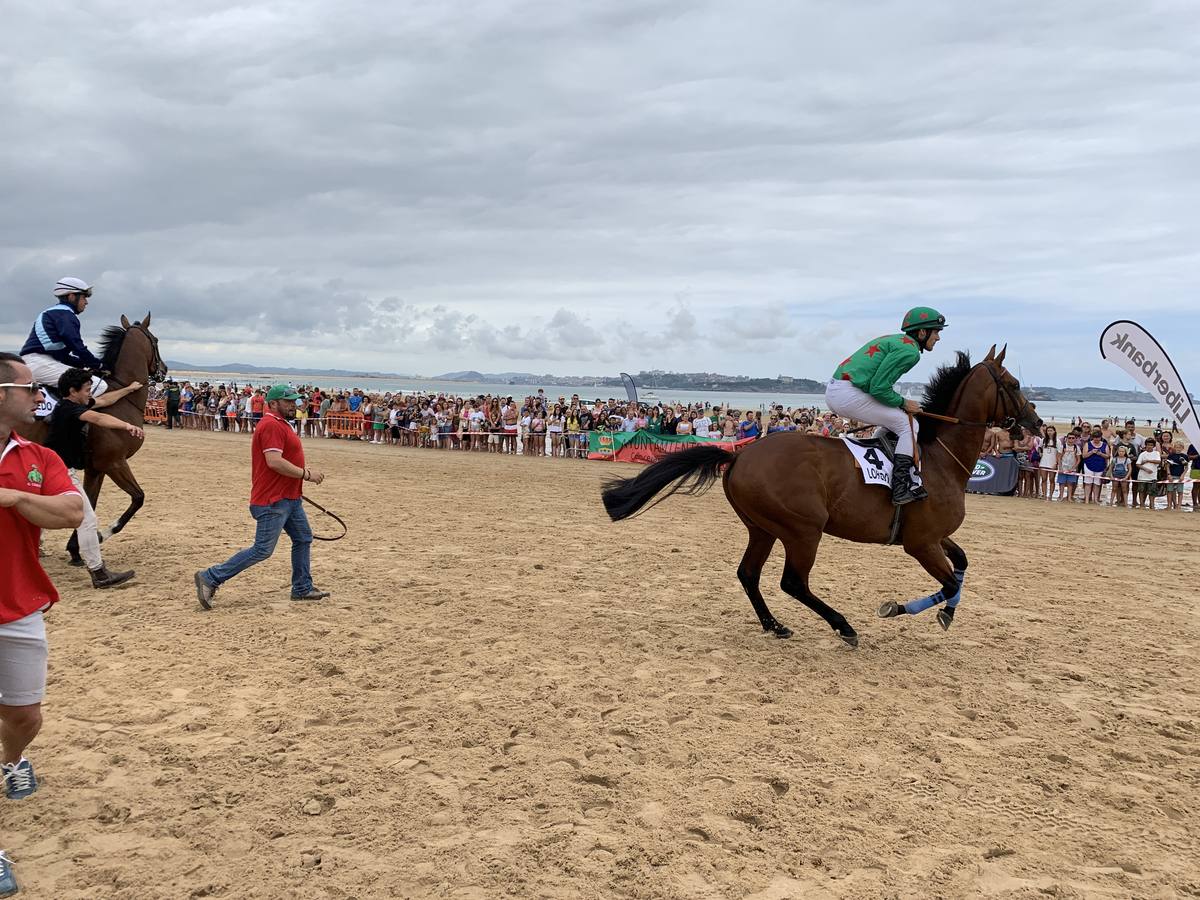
[841,436,923,489]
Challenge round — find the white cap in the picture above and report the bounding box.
[54,276,92,297]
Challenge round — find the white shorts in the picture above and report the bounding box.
[0,611,49,706]
[23,353,108,397]
[1081,472,1104,486]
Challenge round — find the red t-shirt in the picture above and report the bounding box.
[250,394,265,414]
[250,413,305,506]
[0,436,80,624]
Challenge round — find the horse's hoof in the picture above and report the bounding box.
[877,600,903,619]
[937,609,954,631]
[839,631,859,648]
[773,624,793,639]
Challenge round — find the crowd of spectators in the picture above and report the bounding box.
[988,418,1198,511]
[149,381,847,454]
[149,381,1196,510]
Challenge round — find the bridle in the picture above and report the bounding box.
[926,361,1036,477]
[920,361,1032,430]
[102,322,167,389]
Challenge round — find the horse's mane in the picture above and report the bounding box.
[919,350,972,445]
[97,325,127,371]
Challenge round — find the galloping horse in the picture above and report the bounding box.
[20,314,168,562]
[602,346,1039,647]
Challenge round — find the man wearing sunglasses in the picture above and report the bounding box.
[20,277,110,404]
[0,352,85,847]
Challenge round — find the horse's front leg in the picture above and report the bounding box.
[97,459,144,540]
[878,541,962,631]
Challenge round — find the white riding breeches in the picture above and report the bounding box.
[825,379,918,457]
[68,470,103,570]
[22,353,107,397]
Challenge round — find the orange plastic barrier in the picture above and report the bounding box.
[324,411,365,437]
[145,399,165,424]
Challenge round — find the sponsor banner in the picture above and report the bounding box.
[588,429,753,462]
[966,454,1020,495]
[1100,321,1200,451]
[620,373,638,405]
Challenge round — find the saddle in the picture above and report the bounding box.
[843,427,899,464]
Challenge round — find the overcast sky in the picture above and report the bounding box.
[2,0,1198,387]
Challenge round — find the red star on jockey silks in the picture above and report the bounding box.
[866,344,882,357]
[901,337,916,345]
[919,312,929,319]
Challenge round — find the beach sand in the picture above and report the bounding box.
[6,429,1198,898]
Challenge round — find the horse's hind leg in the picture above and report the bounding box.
[736,524,790,638]
[98,459,144,540]
[779,534,858,648]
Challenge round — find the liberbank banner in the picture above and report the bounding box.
[966,454,1020,495]
[1100,321,1200,451]
[588,429,753,463]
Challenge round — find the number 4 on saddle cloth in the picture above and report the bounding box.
[841,429,923,491]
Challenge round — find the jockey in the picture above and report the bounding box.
[20,277,109,399]
[826,307,947,505]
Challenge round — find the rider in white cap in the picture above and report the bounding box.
[20,278,109,401]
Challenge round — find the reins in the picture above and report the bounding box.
[935,438,976,476]
[302,495,348,541]
[915,360,1035,477]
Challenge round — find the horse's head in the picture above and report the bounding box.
[980,344,1039,433]
[118,312,168,383]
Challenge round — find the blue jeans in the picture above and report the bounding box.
[202,498,313,595]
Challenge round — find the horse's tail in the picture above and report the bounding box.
[601,445,737,521]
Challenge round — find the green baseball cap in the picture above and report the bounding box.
[265,384,301,402]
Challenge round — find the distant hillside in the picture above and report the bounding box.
[896,381,1176,404]
[167,360,414,379]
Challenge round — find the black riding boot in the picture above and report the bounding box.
[90,566,135,589]
[891,454,928,506]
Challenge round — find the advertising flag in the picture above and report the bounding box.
[620,373,639,405]
[1099,321,1200,451]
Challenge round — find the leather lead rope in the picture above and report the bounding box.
[302,495,348,541]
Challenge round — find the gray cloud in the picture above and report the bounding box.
[2,0,1199,386]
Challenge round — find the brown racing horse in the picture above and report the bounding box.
[601,346,1039,647]
[20,314,168,562]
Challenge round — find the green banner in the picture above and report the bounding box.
[588,429,752,461]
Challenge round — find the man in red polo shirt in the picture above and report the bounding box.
[194,385,330,610]
[0,353,85,820]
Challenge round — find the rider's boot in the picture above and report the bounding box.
[891,454,928,506]
[90,566,135,589]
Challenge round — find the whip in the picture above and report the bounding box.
[302,495,347,541]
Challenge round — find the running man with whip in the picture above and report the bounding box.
[194,385,332,609]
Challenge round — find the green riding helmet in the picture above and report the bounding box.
[901,306,947,333]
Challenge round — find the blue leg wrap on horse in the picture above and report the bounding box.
[953,567,966,587]
[945,584,962,609]
[906,591,943,615]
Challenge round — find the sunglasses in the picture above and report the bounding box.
[0,382,43,393]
